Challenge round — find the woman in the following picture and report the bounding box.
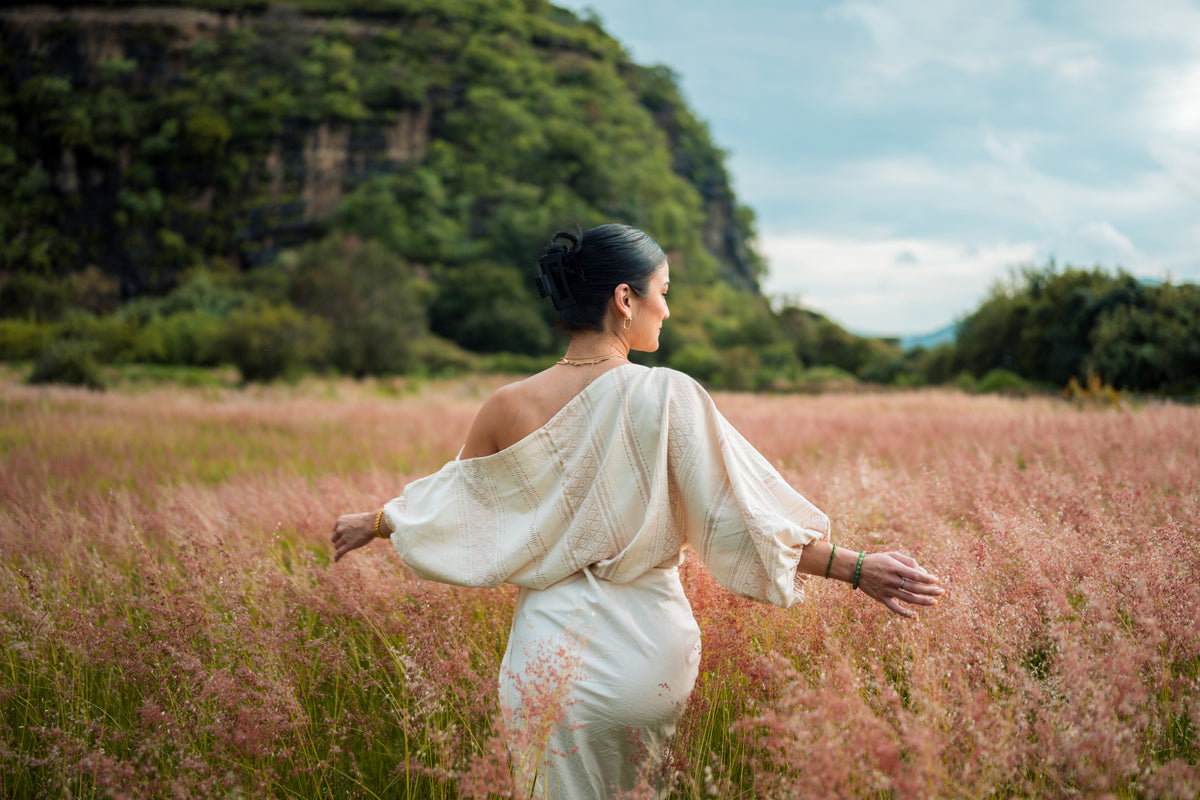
[332,224,943,798]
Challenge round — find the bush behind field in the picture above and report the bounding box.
[1,259,897,390]
[27,339,106,389]
[945,264,1200,396]
[6,258,1199,400]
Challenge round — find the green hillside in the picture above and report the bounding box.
[1,1,762,289]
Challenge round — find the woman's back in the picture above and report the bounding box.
[460,361,630,458]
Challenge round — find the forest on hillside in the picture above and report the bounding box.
[1,1,1196,397]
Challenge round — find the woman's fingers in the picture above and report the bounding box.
[860,553,945,617]
[894,564,945,609]
[898,586,941,606]
[882,596,917,618]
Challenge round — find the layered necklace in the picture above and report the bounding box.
[556,353,625,366]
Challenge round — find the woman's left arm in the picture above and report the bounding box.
[798,540,944,618]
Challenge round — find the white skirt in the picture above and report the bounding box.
[499,566,702,799]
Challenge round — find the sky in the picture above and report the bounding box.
[556,0,1200,337]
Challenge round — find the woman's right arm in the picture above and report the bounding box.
[332,388,508,562]
[332,510,386,562]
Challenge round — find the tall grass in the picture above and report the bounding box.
[1,374,1197,798]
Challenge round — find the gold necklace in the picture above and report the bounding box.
[556,353,624,366]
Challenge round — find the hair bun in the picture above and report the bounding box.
[551,230,579,251]
[534,230,583,310]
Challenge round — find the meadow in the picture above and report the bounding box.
[1,367,1197,799]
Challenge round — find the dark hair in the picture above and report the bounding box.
[534,224,666,333]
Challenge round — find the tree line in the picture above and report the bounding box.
[5,244,1196,399]
[916,265,1200,397]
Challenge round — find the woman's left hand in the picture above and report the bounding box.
[857,551,944,618]
[331,511,379,562]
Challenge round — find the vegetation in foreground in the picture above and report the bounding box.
[2,373,1197,797]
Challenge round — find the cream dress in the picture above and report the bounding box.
[383,364,829,798]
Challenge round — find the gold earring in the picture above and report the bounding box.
[623,316,632,331]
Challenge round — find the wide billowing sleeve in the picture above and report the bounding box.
[380,446,563,590]
[649,370,830,607]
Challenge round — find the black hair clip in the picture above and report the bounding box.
[535,249,578,310]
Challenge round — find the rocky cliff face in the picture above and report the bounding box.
[2,4,760,295]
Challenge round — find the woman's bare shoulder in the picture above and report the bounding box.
[460,370,566,459]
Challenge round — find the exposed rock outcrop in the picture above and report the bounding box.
[2,4,759,295]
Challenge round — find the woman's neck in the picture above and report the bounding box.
[563,329,629,360]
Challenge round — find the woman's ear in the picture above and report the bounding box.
[612,283,633,316]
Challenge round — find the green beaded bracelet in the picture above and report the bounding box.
[852,550,865,590]
[824,544,837,579]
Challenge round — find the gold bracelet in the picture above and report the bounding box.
[374,507,388,539]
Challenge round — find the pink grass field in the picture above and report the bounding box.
[1,369,1198,799]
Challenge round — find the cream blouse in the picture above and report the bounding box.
[383,364,829,608]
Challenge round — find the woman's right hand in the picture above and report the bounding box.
[331,511,380,562]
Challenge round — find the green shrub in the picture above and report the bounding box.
[430,260,552,355]
[479,351,552,375]
[63,266,120,315]
[27,341,106,390]
[0,318,56,360]
[56,311,142,363]
[710,345,762,391]
[797,365,859,391]
[977,368,1031,394]
[857,339,906,384]
[952,371,978,392]
[892,371,927,388]
[138,310,225,366]
[282,235,433,376]
[158,270,254,317]
[184,108,232,154]
[0,273,67,321]
[668,343,721,383]
[217,302,330,383]
[408,336,479,376]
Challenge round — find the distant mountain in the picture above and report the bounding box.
[899,323,959,351]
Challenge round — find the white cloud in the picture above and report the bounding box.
[735,131,1189,251]
[1074,0,1200,48]
[831,0,1032,79]
[1149,141,1200,202]
[760,233,1038,334]
[828,0,1112,92]
[1035,43,1104,83]
[1145,61,1200,136]
[979,125,1052,167]
[1141,60,1200,212]
[1063,221,1145,269]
